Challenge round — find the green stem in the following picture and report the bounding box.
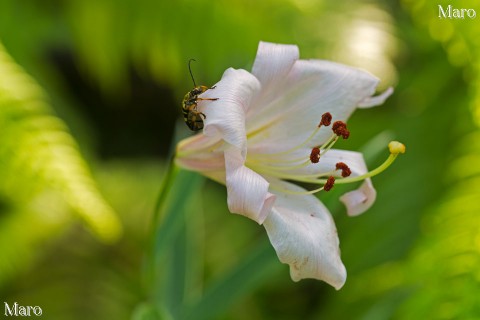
[142,158,178,297]
[152,158,179,226]
[142,162,205,317]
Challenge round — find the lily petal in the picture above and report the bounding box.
[176,132,226,174]
[199,68,261,155]
[251,41,299,91]
[176,130,222,154]
[319,150,377,217]
[224,146,276,224]
[175,148,225,173]
[340,179,376,217]
[247,59,385,153]
[246,42,299,132]
[358,87,394,108]
[263,180,347,289]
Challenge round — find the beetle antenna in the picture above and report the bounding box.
[188,59,197,87]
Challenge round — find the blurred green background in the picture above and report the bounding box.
[1,0,479,319]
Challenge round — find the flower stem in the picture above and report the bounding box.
[152,157,179,226]
[143,161,205,309]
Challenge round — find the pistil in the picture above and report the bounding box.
[268,141,406,195]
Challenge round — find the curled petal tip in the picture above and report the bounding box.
[339,180,377,217]
[358,87,394,108]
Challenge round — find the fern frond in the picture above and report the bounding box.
[394,130,480,318]
[0,42,122,243]
[395,2,480,315]
[0,196,70,286]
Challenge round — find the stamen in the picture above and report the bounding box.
[332,121,350,139]
[335,162,352,177]
[332,121,344,131]
[318,112,332,127]
[320,135,339,156]
[323,176,335,191]
[249,115,330,160]
[269,184,325,195]
[268,175,334,195]
[310,147,320,163]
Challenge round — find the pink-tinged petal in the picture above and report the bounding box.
[224,146,276,224]
[176,133,226,173]
[251,41,299,89]
[247,59,386,153]
[175,149,225,172]
[176,131,223,156]
[358,87,394,108]
[263,180,346,289]
[198,68,260,155]
[340,179,376,217]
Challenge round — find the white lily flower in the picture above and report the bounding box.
[175,41,402,289]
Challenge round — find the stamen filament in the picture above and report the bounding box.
[320,135,339,156]
[269,184,325,195]
[247,165,333,183]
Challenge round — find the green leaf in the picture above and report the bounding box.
[143,160,279,319]
[182,239,278,320]
[131,302,172,320]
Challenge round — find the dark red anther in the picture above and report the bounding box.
[332,121,345,131]
[310,147,321,163]
[324,176,335,191]
[336,162,352,177]
[332,121,350,139]
[318,112,332,127]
